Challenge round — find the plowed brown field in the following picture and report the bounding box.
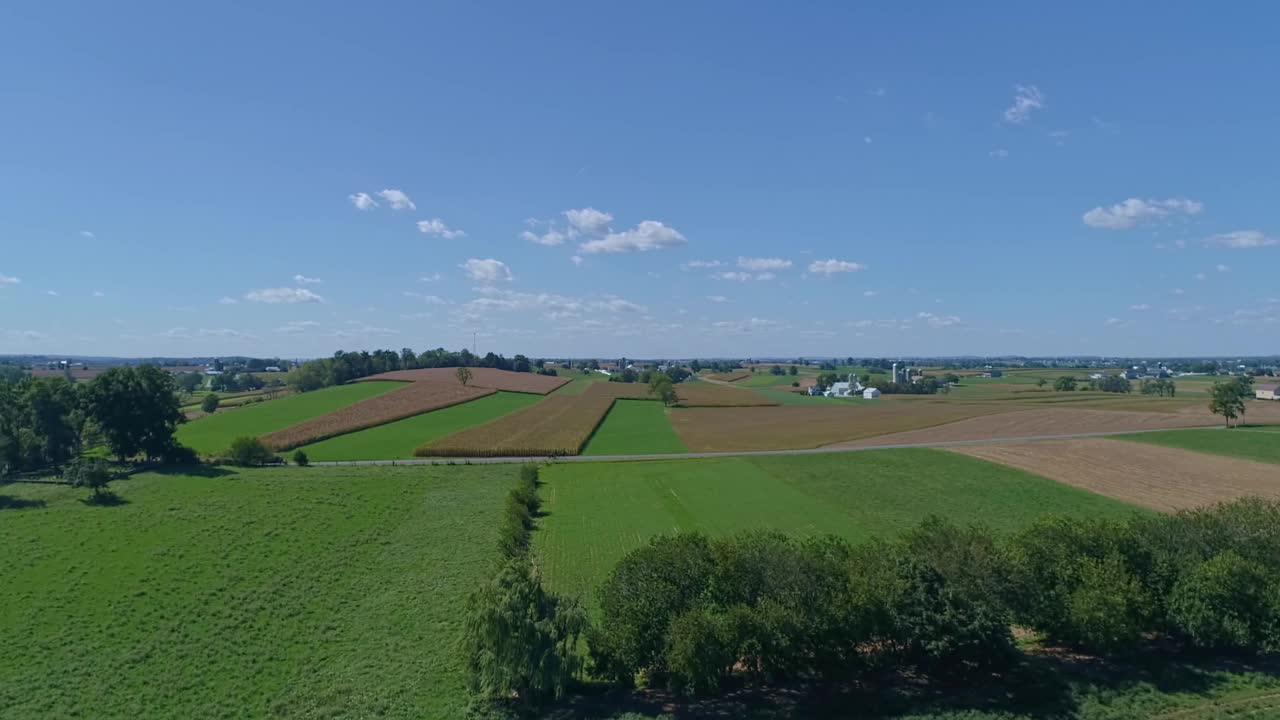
[416,382,634,456]
[359,367,569,394]
[261,381,493,450]
[670,402,1001,452]
[950,438,1280,511]
[676,384,778,407]
[828,404,1280,448]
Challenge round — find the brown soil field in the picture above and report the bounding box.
[261,381,494,450]
[30,368,105,380]
[587,383,658,399]
[705,370,752,383]
[416,382,627,456]
[670,401,1002,452]
[676,384,778,407]
[949,438,1280,511]
[359,367,569,394]
[830,403,1280,448]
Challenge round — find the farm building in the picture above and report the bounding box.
[827,381,855,398]
[863,387,881,399]
[1258,383,1280,401]
[981,370,1003,378]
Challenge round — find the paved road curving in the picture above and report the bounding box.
[308,424,1222,467]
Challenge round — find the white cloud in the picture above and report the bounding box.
[1082,198,1204,230]
[916,311,961,328]
[93,291,105,298]
[989,148,1009,159]
[564,207,613,236]
[1172,288,1186,295]
[245,287,325,304]
[420,272,442,282]
[217,296,238,305]
[713,271,754,282]
[402,291,448,304]
[348,192,377,210]
[1217,264,1231,273]
[521,228,567,246]
[1130,303,1152,311]
[293,274,322,285]
[159,327,253,340]
[1003,84,1045,124]
[754,272,776,281]
[80,230,96,239]
[4,329,47,341]
[593,296,647,313]
[1205,230,1278,248]
[863,290,878,297]
[681,259,723,270]
[570,255,584,266]
[736,256,792,272]
[460,258,513,283]
[417,218,466,239]
[377,189,415,210]
[578,220,687,254]
[275,320,321,334]
[707,295,729,303]
[46,290,58,296]
[711,317,781,333]
[1104,317,1125,326]
[0,274,19,287]
[1194,272,1206,281]
[808,259,867,275]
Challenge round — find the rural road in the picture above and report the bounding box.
[308,424,1223,467]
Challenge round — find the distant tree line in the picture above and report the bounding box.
[462,497,1280,711]
[0,365,189,476]
[609,367,692,385]
[286,348,535,392]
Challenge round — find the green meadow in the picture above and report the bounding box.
[583,399,687,455]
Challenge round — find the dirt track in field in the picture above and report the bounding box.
[949,438,1280,511]
[828,403,1280,449]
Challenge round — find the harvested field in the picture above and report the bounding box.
[588,382,657,399]
[261,381,493,450]
[675,383,778,407]
[417,382,627,456]
[31,368,104,380]
[827,405,1280,449]
[949,438,1280,511]
[358,367,567,394]
[670,402,1000,452]
[706,370,751,382]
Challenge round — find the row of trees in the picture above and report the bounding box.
[1,365,188,475]
[463,497,1280,710]
[607,366,692,386]
[1140,377,1177,397]
[286,348,537,392]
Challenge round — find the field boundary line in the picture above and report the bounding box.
[306,424,1224,466]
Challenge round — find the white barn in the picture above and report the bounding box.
[863,387,882,399]
[1257,383,1279,401]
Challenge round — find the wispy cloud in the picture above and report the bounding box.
[736,257,792,272]
[1003,84,1045,124]
[293,274,322,285]
[578,221,687,254]
[348,192,377,210]
[0,274,19,287]
[1130,303,1152,311]
[376,188,415,210]
[245,287,325,304]
[521,228,567,246]
[917,311,961,328]
[420,272,442,283]
[402,291,448,304]
[417,218,466,239]
[80,230,96,239]
[680,259,723,270]
[989,148,1009,159]
[217,296,238,305]
[1082,198,1203,230]
[460,258,513,283]
[706,295,729,303]
[1204,230,1278,248]
[808,259,867,276]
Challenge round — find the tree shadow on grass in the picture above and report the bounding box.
[544,647,1280,720]
[79,491,130,507]
[0,495,47,510]
[134,464,237,479]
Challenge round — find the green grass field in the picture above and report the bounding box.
[550,372,613,395]
[535,449,1142,604]
[583,399,688,455]
[297,391,543,461]
[0,464,514,719]
[176,381,403,455]
[1116,425,1280,465]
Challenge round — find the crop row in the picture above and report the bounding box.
[261,381,494,450]
[415,383,633,457]
[675,384,778,407]
[359,367,569,394]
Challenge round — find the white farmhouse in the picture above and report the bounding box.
[1257,383,1279,401]
[863,387,882,399]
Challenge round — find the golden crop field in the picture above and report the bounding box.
[261,381,494,450]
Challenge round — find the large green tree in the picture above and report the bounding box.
[1208,378,1249,428]
[84,365,185,461]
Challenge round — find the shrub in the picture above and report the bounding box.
[1065,554,1152,653]
[291,449,309,466]
[1169,551,1280,652]
[200,393,220,414]
[226,436,276,467]
[63,457,113,496]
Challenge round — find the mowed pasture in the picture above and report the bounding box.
[260,381,495,450]
[417,382,646,457]
[535,449,1141,604]
[176,381,404,455]
[1115,425,1280,466]
[297,391,542,461]
[669,401,1003,451]
[359,367,568,394]
[951,437,1280,511]
[583,399,687,455]
[0,464,515,719]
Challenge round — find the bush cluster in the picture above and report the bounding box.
[224,436,280,467]
[589,499,1280,697]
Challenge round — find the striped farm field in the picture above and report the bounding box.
[706,370,752,382]
[676,383,777,407]
[176,382,405,456]
[416,382,641,457]
[583,399,687,455]
[358,367,568,394]
[260,381,495,451]
[296,391,542,461]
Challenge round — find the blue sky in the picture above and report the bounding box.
[2,2,1278,359]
